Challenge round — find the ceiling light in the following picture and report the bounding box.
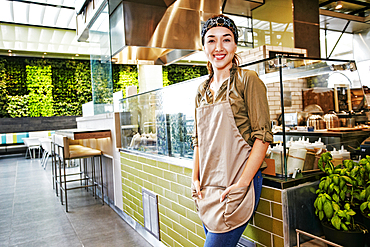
[8,50,11,53]
[44,52,47,54]
[75,54,79,56]
[335,1,343,10]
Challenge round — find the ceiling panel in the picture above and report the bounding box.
[320,14,370,33]
[28,28,42,43]
[319,0,370,17]
[29,4,45,25]
[0,0,76,29]
[13,1,29,24]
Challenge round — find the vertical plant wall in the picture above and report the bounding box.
[0,55,207,118]
[26,64,53,117]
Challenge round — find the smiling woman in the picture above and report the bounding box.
[191,14,273,247]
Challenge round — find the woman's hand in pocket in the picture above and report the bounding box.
[192,180,202,199]
[220,181,250,202]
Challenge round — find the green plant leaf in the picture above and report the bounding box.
[333,175,339,185]
[334,185,340,194]
[319,180,325,190]
[324,201,334,219]
[347,209,356,216]
[328,183,334,194]
[332,193,339,203]
[341,222,348,231]
[331,215,341,230]
[332,202,340,212]
[339,178,346,189]
[319,210,324,221]
[360,202,368,213]
[342,176,352,184]
[325,194,332,201]
[344,203,351,210]
[360,189,367,201]
[338,210,346,218]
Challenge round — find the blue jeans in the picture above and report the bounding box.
[203,170,263,247]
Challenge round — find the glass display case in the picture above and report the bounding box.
[119,57,370,178]
[119,75,207,159]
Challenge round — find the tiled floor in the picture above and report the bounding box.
[0,154,152,247]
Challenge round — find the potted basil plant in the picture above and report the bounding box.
[314,152,367,246]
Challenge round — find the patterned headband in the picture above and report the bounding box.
[201,15,238,46]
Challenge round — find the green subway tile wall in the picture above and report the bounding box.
[121,152,203,247]
[242,186,284,247]
[121,152,284,247]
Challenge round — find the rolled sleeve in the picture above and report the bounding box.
[244,70,273,144]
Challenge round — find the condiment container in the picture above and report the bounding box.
[287,143,307,175]
[339,145,351,160]
[286,137,294,148]
[312,138,326,152]
[270,143,284,175]
[331,148,343,166]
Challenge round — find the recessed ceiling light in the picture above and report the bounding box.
[335,1,343,10]
[44,52,47,55]
[75,54,79,56]
[8,50,11,53]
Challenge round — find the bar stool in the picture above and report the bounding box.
[53,134,104,212]
[51,135,88,195]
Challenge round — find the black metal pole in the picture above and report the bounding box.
[278,56,288,179]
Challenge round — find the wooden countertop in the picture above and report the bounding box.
[275,128,370,137]
[55,129,111,140]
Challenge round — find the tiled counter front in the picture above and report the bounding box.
[120,151,285,247]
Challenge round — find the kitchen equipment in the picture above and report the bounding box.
[307,114,326,130]
[360,137,370,159]
[323,112,340,129]
[303,104,324,114]
[336,111,352,127]
[347,117,356,128]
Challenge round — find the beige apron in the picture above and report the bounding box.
[193,78,255,233]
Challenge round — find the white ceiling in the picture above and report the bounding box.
[0,0,98,59]
[0,0,75,29]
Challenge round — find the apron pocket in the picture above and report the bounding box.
[195,187,228,232]
[223,182,255,228]
[225,186,249,215]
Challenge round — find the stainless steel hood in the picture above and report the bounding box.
[76,0,264,65]
[109,0,220,65]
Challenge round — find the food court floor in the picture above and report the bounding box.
[0,154,152,247]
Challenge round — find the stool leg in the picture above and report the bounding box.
[80,158,82,186]
[59,156,63,203]
[55,154,59,196]
[100,155,104,205]
[64,159,68,212]
[51,150,55,190]
[84,158,88,190]
[92,157,96,198]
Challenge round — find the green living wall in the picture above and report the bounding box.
[0,56,207,118]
